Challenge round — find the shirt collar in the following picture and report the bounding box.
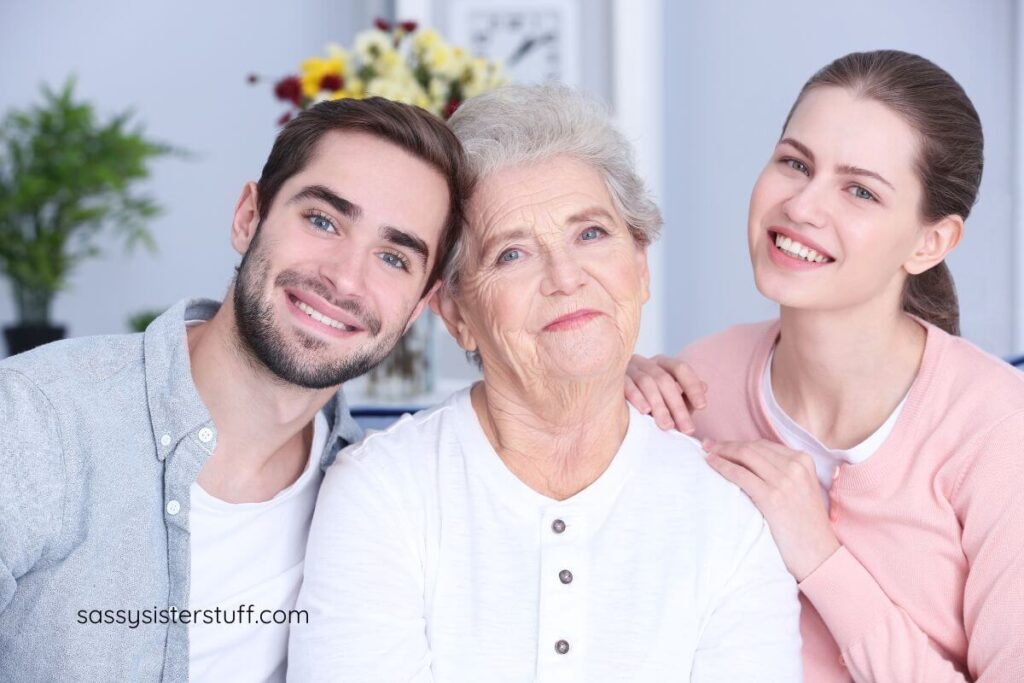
[144,298,217,461]
[143,297,362,466]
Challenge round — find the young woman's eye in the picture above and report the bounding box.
[784,158,810,176]
[848,185,877,202]
[498,248,522,265]
[580,226,607,241]
[378,251,410,271]
[304,211,337,233]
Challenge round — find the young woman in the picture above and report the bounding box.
[627,50,1024,681]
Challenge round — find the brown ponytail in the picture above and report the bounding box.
[783,51,983,335]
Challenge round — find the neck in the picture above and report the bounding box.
[772,301,925,449]
[188,299,337,480]
[471,372,630,501]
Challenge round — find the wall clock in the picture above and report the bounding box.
[446,0,581,87]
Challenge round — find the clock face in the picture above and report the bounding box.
[468,10,564,83]
[447,1,580,87]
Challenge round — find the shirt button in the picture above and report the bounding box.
[198,427,214,444]
[559,569,573,584]
[554,640,570,655]
[160,433,171,447]
[551,519,566,534]
[166,500,181,516]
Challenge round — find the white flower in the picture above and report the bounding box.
[354,29,393,62]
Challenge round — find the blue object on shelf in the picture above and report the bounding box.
[350,405,424,432]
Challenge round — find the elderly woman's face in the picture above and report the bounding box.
[450,156,649,382]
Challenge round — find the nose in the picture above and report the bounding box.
[319,245,371,299]
[540,249,585,297]
[782,178,829,230]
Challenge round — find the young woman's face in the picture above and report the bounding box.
[748,86,928,313]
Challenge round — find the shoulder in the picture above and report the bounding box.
[939,331,1024,411]
[0,333,143,391]
[633,413,766,530]
[322,392,464,497]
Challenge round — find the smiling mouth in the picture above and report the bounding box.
[288,294,362,332]
[770,231,834,264]
[544,309,602,332]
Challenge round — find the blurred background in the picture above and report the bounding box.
[0,0,1020,397]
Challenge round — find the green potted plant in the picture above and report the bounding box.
[0,80,173,356]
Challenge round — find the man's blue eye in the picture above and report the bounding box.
[379,252,408,271]
[307,214,336,232]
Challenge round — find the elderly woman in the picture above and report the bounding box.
[288,85,802,682]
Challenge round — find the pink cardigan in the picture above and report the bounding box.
[679,319,1024,682]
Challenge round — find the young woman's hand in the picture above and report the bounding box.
[703,438,840,582]
[625,354,707,434]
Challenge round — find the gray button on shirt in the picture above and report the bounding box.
[0,298,362,682]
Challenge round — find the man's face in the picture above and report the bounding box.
[232,130,450,389]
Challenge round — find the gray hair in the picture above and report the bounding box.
[443,83,662,291]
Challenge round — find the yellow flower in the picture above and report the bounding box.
[375,48,404,76]
[412,28,443,54]
[300,55,345,97]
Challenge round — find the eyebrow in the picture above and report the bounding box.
[288,185,362,220]
[566,207,617,225]
[381,225,430,269]
[779,138,895,191]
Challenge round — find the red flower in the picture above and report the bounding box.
[277,111,293,126]
[443,98,461,119]
[374,17,391,31]
[320,73,344,92]
[400,20,418,32]
[274,76,303,107]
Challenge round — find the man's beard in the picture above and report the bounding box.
[232,228,407,389]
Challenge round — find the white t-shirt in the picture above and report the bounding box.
[762,348,907,502]
[188,411,328,683]
[290,388,802,682]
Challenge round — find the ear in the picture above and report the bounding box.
[231,182,262,256]
[634,242,651,305]
[431,285,478,353]
[402,280,443,335]
[904,214,963,275]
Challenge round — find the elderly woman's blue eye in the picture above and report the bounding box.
[581,227,605,241]
[499,249,521,263]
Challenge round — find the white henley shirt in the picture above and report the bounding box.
[290,388,802,682]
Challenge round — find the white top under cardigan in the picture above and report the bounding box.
[289,388,802,682]
[761,348,908,505]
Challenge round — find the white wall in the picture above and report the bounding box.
[0,0,385,337]
[661,0,1017,356]
[2,0,1018,370]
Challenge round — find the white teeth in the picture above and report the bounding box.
[773,233,831,264]
[294,300,353,331]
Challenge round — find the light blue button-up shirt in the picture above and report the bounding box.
[0,298,362,681]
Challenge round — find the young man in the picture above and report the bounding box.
[0,97,469,682]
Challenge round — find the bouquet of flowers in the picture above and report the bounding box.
[253,18,507,125]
